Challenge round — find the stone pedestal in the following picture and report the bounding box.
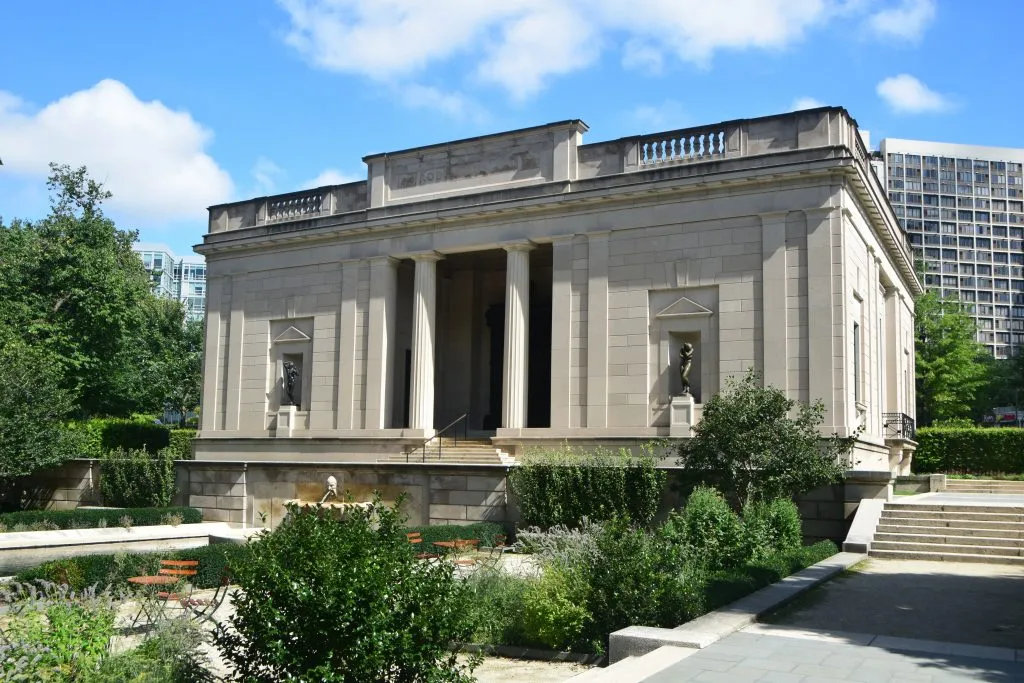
[669,395,695,438]
[276,405,297,438]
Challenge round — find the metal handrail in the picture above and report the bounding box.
[409,413,469,462]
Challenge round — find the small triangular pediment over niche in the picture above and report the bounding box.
[273,326,311,343]
[655,296,713,318]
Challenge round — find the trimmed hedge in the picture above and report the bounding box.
[403,522,505,547]
[68,418,179,459]
[703,540,838,612]
[913,427,1024,474]
[166,429,197,460]
[0,506,202,530]
[15,543,250,592]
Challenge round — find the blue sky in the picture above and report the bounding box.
[2,0,1021,257]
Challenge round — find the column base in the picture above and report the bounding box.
[275,406,297,438]
[669,395,695,438]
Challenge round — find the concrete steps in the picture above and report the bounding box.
[869,501,1024,566]
[569,646,694,682]
[945,479,1024,494]
[378,440,515,465]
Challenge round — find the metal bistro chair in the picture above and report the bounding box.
[181,568,231,623]
[130,560,199,627]
[407,532,441,562]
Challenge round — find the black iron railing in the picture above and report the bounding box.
[409,413,469,462]
[882,412,916,441]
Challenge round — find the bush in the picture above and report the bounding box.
[213,499,477,682]
[404,521,505,547]
[914,427,1024,474]
[165,429,197,460]
[0,505,201,531]
[0,583,118,681]
[581,519,701,652]
[521,564,590,650]
[741,498,802,562]
[88,615,215,683]
[15,543,249,592]
[100,446,176,507]
[69,417,172,459]
[466,568,533,647]
[676,370,854,509]
[703,541,838,611]
[664,487,745,570]
[509,442,666,529]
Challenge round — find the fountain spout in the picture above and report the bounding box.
[318,475,338,504]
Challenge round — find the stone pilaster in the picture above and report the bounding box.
[549,237,574,428]
[502,243,533,430]
[410,253,442,432]
[760,211,789,393]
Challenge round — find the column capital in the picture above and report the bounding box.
[411,251,444,263]
[502,241,535,253]
[551,235,576,246]
[804,206,840,221]
[759,210,789,224]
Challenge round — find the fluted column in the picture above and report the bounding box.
[502,243,533,429]
[410,253,442,432]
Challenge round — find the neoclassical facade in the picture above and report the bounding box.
[195,107,921,472]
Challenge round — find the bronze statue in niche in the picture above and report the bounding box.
[678,343,694,397]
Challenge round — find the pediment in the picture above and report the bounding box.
[273,326,311,343]
[655,296,713,318]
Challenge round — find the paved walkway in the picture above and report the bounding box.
[641,558,1024,681]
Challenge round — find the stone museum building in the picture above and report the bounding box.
[183,107,921,530]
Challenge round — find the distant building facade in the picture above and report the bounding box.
[134,244,207,321]
[194,107,921,495]
[878,139,1024,359]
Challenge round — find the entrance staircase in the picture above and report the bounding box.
[944,478,1024,494]
[869,498,1024,565]
[379,439,515,466]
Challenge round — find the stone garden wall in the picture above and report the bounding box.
[17,460,893,544]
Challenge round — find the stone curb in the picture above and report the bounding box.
[608,551,866,663]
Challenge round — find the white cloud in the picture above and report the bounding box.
[876,74,950,113]
[622,40,665,74]
[252,156,284,194]
[303,169,362,188]
[866,0,935,41]
[791,96,826,111]
[395,84,487,121]
[631,101,687,131]
[0,79,232,219]
[276,0,859,101]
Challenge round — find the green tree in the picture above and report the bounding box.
[914,290,989,426]
[162,316,204,426]
[0,164,153,417]
[0,339,83,502]
[675,370,855,510]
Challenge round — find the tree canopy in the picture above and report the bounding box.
[0,164,203,491]
[914,290,989,427]
[675,370,855,510]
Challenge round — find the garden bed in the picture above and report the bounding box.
[13,540,251,590]
[0,522,237,575]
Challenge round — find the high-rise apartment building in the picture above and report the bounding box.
[134,243,207,322]
[879,139,1024,359]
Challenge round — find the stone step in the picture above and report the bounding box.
[876,523,1024,539]
[884,503,1024,514]
[871,539,1024,557]
[874,531,1024,548]
[946,479,1024,487]
[869,548,1024,566]
[881,509,1024,522]
[569,647,694,682]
